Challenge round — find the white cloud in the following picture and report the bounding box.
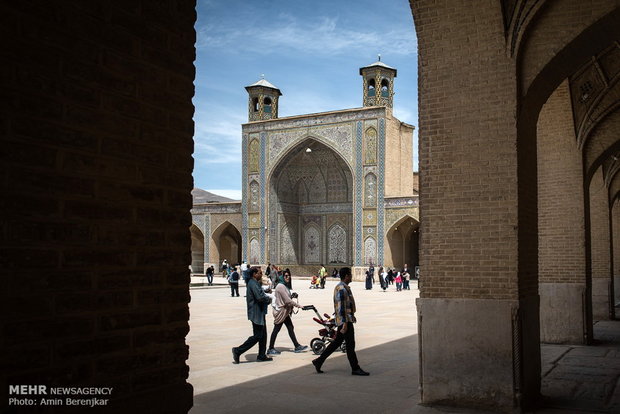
[197,15,417,56]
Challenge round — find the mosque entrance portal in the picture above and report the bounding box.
[269,139,353,273]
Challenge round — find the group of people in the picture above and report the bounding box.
[231,266,370,376]
[365,264,417,291]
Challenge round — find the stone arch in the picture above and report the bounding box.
[211,221,242,267]
[386,215,419,269]
[269,138,353,268]
[267,135,354,179]
[190,223,205,274]
[515,5,620,347]
[516,3,620,97]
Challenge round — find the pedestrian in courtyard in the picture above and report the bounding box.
[206,264,214,286]
[395,271,402,291]
[311,267,369,376]
[267,272,308,355]
[332,268,339,278]
[228,266,240,297]
[221,259,228,277]
[319,264,327,289]
[232,267,273,363]
[378,266,386,291]
[364,266,373,290]
[265,262,271,281]
[387,268,394,285]
[240,261,249,284]
[284,268,293,289]
[402,264,410,290]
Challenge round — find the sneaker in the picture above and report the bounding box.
[267,348,281,355]
[256,355,273,362]
[351,368,370,376]
[294,345,308,353]
[232,347,240,364]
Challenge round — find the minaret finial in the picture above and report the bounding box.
[261,73,265,79]
[378,54,381,61]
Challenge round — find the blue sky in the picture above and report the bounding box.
[193,0,418,200]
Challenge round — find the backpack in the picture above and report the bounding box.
[230,271,239,281]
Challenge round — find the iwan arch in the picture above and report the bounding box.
[191,61,418,278]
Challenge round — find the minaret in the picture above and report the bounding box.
[359,55,397,109]
[245,76,282,122]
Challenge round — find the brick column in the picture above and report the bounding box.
[589,168,612,320]
[1,1,195,412]
[412,1,539,410]
[537,81,587,343]
[613,200,620,306]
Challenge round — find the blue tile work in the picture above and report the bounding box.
[355,121,363,265]
[377,118,385,265]
[242,134,248,262]
[260,132,267,264]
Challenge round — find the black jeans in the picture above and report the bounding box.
[314,322,359,371]
[237,321,267,357]
[269,316,300,349]
[230,282,239,296]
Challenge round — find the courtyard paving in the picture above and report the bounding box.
[187,278,620,413]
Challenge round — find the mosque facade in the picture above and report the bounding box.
[191,60,418,278]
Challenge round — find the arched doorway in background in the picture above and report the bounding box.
[190,224,204,274]
[212,221,242,267]
[386,215,419,270]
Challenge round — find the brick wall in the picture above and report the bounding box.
[537,81,585,283]
[589,167,611,319]
[412,0,520,300]
[1,1,195,412]
[590,168,611,279]
[614,200,620,303]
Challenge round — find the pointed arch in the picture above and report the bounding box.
[386,214,420,269]
[211,221,242,266]
[190,223,205,273]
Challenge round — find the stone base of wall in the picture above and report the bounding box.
[417,296,540,411]
[592,278,612,320]
[540,282,586,344]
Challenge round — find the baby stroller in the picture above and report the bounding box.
[302,305,346,355]
[309,275,320,289]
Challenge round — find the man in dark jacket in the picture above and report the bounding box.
[232,267,273,363]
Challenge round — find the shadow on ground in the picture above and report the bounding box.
[192,335,424,414]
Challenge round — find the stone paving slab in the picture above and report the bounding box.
[187,282,620,413]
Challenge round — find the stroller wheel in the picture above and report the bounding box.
[310,338,326,355]
[340,340,346,353]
